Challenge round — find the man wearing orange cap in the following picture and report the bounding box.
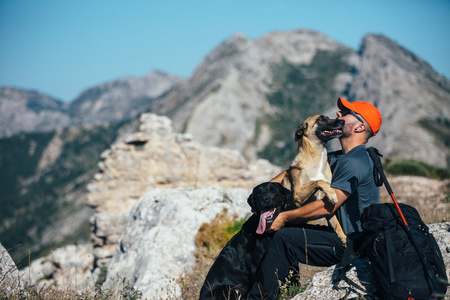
[248,98,382,299]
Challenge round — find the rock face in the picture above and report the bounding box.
[149,30,450,168]
[348,34,450,167]
[151,30,357,163]
[294,223,450,299]
[87,113,281,269]
[103,186,252,298]
[1,243,24,296]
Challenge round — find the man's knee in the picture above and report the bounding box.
[272,227,305,249]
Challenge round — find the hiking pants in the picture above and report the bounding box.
[248,225,346,300]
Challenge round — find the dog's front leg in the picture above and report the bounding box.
[314,181,338,204]
[327,215,347,246]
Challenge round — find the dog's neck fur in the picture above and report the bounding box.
[290,136,329,182]
[309,149,328,182]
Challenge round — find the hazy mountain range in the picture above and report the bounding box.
[1,29,449,262]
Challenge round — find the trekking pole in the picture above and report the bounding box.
[366,148,408,226]
[366,147,440,296]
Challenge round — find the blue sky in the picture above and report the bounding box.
[0,0,449,102]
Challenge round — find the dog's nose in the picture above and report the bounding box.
[336,119,345,126]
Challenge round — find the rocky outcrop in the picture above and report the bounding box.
[1,243,24,297]
[294,223,450,299]
[87,113,281,269]
[103,186,252,298]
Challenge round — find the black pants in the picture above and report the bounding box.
[248,224,346,300]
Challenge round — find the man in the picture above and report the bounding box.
[248,97,383,299]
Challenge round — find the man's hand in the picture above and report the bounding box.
[267,212,287,233]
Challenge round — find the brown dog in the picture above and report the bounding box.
[281,115,347,246]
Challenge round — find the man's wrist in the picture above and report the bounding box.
[281,211,292,223]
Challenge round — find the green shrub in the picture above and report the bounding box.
[384,158,450,180]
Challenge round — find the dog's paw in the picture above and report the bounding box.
[325,192,338,205]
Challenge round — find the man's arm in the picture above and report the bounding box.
[267,188,350,233]
[269,171,287,183]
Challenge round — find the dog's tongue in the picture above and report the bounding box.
[256,208,275,234]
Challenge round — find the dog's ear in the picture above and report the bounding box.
[295,123,308,141]
[247,192,256,212]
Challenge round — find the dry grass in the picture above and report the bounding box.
[178,209,245,299]
[1,265,142,300]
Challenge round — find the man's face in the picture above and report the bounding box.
[336,110,360,138]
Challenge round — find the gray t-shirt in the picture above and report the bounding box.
[328,145,380,235]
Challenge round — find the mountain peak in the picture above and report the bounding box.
[360,34,450,92]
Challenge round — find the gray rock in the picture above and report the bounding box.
[20,243,95,292]
[87,113,281,270]
[103,186,252,299]
[0,242,24,296]
[294,223,450,299]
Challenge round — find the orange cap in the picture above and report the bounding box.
[337,97,382,135]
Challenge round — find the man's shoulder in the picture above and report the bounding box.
[329,146,372,170]
[327,149,343,160]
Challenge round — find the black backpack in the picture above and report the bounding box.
[360,202,448,299]
[338,147,448,299]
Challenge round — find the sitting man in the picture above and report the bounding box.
[248,97,383,299]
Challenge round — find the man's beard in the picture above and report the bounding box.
[340,130,351,139]
[340,122,357,139]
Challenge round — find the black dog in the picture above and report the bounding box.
[199,182,293,300]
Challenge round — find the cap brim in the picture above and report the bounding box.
[337,97,353,111]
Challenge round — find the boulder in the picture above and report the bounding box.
[103,186,251,298]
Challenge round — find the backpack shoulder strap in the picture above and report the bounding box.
[384,228,396,283]
[366,146,384,187]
